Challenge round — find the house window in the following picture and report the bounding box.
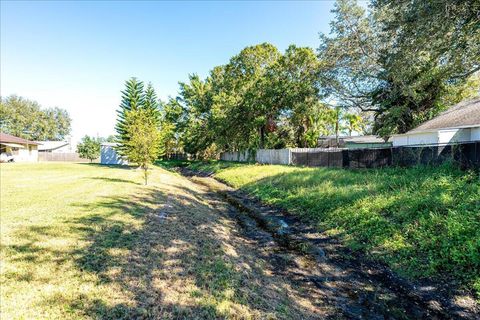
[12,147,19,155]
[29,146,32,155]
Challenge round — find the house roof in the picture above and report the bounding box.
[343,135,390,144]
[36,141,69,151]
[0,133,41,145]
[408,97,480,133]
[319,135,389,143]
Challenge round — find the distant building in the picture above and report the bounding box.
[318,135,391,149]
[100,143,129,165]
[36,136,77,153]
[343,135,391,149]
[393,98,480,147]
[0,133,40,162]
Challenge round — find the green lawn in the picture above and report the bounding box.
[184,161,480,298]
[0,163,155,319]
[0,163,326,319]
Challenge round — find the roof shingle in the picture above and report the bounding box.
[0,133,41,145]
[409,98,480,133]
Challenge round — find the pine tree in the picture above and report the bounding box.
[144,82,161,123]
[114,78,145,156]
[114,78,164,180]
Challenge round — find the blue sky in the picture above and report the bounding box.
[1,0,339,141]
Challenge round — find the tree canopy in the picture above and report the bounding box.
[163,43,342,158]
[319,0,480,137]
[114,78,163,184]
[0,95,72,141]
[118,0,479,159]
[77,135,101,162]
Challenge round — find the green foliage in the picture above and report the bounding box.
[0,95,71,140]
[114,78,164,184]
[124,109,162,185]
[114,78,146,157]
[319,0,480,137]
[154,0,478,155]
[76,135,101,162]
[144,82,161,120]
[188,161,480,297]
[167,43,337,157]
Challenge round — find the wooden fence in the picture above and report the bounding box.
[39,152,98,163]
[219,141,480,170]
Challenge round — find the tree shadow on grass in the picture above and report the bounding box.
[4,180,341,319]
[86,177,141,185]
[77,163,133,170]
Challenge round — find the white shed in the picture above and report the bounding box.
[100,143,129,165]
[393,98,480,146]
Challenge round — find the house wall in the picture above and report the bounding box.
[438,128,471,144]
[11,144,38,162]
[345,142,392,149]
[100,145,128,165]
[392,132,438,147]
[471,127,480,141]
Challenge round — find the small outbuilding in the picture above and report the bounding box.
[393,98,480,146]
[100,143,129,165]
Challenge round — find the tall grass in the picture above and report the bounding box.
[186,161,480,297]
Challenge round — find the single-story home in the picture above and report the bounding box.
[100,143,129,165]
[0,133,41,162]
[36,138,76,153]
[318,135,391,149]
[343,135,391,149]
[393,98,480,147]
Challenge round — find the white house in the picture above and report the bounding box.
[0,133,40,162]
[36,136,77,153]
[100,143,129,165]
[393,98,480,146]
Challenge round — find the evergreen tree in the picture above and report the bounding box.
[144,82,161,121]
[114,78,145,156]
[114,78,164,181]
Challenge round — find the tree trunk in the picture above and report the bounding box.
[259,126,265,149]
[335,119,339,147]
[143,166,148,185]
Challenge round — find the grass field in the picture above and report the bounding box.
[185,161,480,298]
[0,163,326,319]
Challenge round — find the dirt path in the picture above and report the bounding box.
[171,168,479,320]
